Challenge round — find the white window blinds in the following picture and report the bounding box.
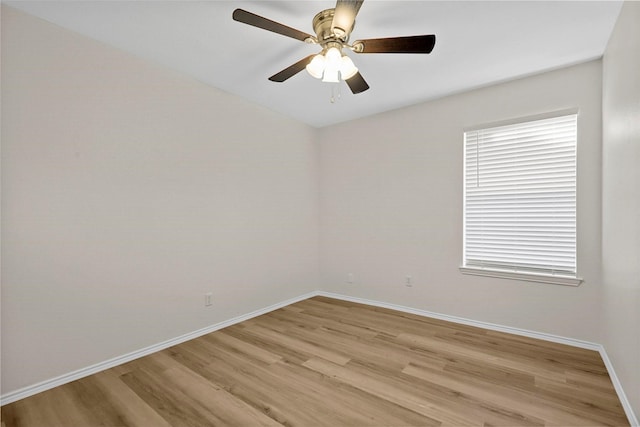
[463,114,577,278]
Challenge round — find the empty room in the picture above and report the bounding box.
[1,1,638,426]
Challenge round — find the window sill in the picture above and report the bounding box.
[459,266,583,286]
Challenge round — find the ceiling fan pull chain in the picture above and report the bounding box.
[330,82,342,104]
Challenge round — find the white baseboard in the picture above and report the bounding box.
[0,291,317,406]
[317,291,638,427]
[2,290,637,426]
[598,346,640,427]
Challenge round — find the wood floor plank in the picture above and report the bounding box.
[120,366,223,427]
[282,308,380,339]
[202,331,283,365]
[2,384,99,427]
[283,319,416,371]
[189,325,440,425]
[242,323,352,366]
[91,370,173,427]
[402,361,598,427]
[303,356,476,426]
[181,342,375,426]
[1,296,630,426]
[396,332,569,382]
[271,359,439,426]
[348,356,546,427]
[160,365,282,426]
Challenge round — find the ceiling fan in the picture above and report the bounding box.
[232,0,436,94]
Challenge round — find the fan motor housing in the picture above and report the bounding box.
[312,8,351,43]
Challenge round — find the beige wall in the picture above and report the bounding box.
[319,60,604,342]
[1,7,319,394]
[602,1,640,417]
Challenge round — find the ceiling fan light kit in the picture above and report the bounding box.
[306,44,359,83]
[232,0,436,94]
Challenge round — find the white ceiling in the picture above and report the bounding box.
[6,1,623,127]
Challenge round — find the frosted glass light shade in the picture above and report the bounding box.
[340,55,358,80]
[306,54,325,79]
[324,47,342,69]
[322,68,339,83]
[322,47,341,83]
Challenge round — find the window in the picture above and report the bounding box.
[461,113,582,286]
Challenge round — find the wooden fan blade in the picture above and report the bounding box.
[233,9,314,42]
[332,0,364,38]
[345,71,370,94]
[269,55,316,82]
[353,35,436,54]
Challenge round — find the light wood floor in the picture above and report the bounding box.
[1,296,630,426]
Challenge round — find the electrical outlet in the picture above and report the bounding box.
[204,292,213,307]
[405,275,413,287]
[347,273,354,284]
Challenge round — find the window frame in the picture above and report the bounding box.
[460,111,583,286]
